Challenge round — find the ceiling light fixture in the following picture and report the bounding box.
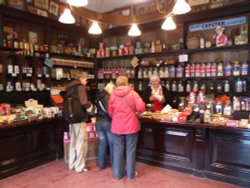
[172,0,191,15]
[128,5,141,37]
[161,15,176,30]
[128,23,141,37]
[59,8,75,24]
[88,21,102,35]
[67,0,88,7]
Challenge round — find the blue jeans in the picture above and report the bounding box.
[96,121,113,169]
[112,133,139,179]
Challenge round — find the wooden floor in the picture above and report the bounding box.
[0,160,238,188]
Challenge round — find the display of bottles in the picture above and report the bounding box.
[97,68,135,79]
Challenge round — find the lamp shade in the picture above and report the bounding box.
[59,9,75,24]
[67,0,88,7]
[128,24,141,37]
[88,21,102,35]
[161,16,176,30]
[172,0,191,15]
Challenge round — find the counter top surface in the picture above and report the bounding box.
[140,116,250,133]
[0,116,63,130]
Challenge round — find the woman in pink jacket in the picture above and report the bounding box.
[109,76,145,180]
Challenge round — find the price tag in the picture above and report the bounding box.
[37,74,42,77]
[178,54,188,62]
[26,74,32,77]
[12,73,17,77]
[45,74,50,78]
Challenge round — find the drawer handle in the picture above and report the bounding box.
[166,130,188,136]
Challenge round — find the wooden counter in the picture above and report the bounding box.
[0,117,64,179]
[137,117,250,187]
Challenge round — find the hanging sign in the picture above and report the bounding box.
[189,16,247,32]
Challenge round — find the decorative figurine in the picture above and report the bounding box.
[213,26,228,47]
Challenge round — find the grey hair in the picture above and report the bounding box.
[150,74,160,83]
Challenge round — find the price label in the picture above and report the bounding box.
[26,74,32,77]
[178,54,188,62]
[37,74,42,77]
[45,74,50,78]
[12,73,17,77]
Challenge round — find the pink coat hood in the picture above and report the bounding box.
[108,86,145,134]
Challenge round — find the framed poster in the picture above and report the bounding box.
[7,0,25,10]
[189,0,209,6]
[49,1,59,16]
[34,0,49,10]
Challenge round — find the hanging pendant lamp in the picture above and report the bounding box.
[128,23,141,37]
[59,9,75,24]
[67,0,88,7]
[88,21,102,35]
[161,16,176,30]
[172,0,191,15]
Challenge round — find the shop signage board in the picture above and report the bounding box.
[189,16,247,32]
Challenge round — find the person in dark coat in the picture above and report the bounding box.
[96,82,115,170]
[65,72,91,173]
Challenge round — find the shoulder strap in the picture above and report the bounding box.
[122,97,137,116]
[98,100,107,114]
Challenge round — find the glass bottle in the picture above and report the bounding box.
[206,62,211,77]
[224,61,232,76]
[185,63,190,78]
[223,101,232,116]
[233,61,240,76]
[193,81,198,92]
[172,80,177,92]
[241,60,249,76]
[211,62,217,77]
[200,62,206,77]
[186,81,191,92]
[224,80,230,92]
[165,80,170,91]
[195,63,201,77]
[217,62,223,76]
[235,78,243,93]
[164,67,169,78]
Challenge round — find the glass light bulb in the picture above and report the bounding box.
[128,24,141,37]
[59,9,75,24]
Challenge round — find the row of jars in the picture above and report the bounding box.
[97,68,135,79]
[185,61,249,77]
[138,79,248,93]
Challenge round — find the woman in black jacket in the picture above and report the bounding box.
[96,82,115,169]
